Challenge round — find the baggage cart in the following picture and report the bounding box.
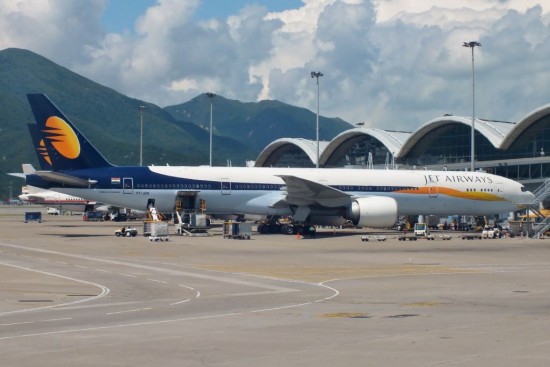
[223,221,252,240]
[146,221,169,241]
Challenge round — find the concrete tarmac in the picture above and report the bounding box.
[1,205,550,366]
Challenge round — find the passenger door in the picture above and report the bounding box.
[123,177,133,194]
[221,179,231,195]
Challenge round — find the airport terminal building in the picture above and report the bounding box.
[254,103,550,191]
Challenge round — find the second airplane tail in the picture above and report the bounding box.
[27,93,113,171]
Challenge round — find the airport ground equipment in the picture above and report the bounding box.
[361,235,386,242]
[413,222,428,237]
[397,222,435,241]
[146,221,169,241]
[398,233,418,241]
[461,233,483,240]
[83,211,104,221]
[175,212,210,236]
[142,206,169,241]
[397,233,436,241]
[115,226,138,237]
[24,211,41,223]
[223,221,252,240]
[481,226,501,239]
[47,207,60,215]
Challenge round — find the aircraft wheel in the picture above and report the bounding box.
[281,224,294,235]
[257,223,269,234]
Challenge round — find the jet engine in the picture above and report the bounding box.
[345,196,398,228]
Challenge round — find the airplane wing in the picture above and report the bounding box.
[276,175,352,207]
[24,195,47,203]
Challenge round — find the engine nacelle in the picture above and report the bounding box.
[346,196,398,228]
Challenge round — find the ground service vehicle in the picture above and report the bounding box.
[115,226,138,237]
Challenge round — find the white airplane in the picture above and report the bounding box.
[22,94,535,230]
[18,184,103,213]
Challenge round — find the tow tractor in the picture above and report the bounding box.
[115,226,138,237]
[398,223,435,241]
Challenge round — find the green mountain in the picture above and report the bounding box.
[0,48,352,200]
[164,94,351,151]
[0,48,253,199]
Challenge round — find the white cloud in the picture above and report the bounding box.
[0,0,106,65]
[1,0,550,132]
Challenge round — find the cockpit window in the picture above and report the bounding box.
[521,187,527,192]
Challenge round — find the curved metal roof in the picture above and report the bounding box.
[253,104,550,167]
[398,115,515,158]
[320,127,411,165]
[500,103,550,149]
[254,138,330,167]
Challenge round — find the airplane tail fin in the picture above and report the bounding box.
[27,93,113,171]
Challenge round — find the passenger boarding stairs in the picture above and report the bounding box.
[528,178,550,238]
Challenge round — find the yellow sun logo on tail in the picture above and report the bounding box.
[36,138,52,166]
[42,116,80,159]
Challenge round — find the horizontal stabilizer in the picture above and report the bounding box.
[7,172,26,179]
[8,163,37,179]
[33,171,97,187]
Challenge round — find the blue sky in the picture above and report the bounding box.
[102,0,304,33]
[2,1,550,130]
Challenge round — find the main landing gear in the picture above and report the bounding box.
[256,217,310,235]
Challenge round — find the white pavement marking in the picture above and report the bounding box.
[0,241,337,341]
[0,261,110,316]
[106,308,153,315]
[43,318,72,322]
[0,242,296,292]
[0,284,338,341]
[178,284,200,298]
[0,321,34,326]
[147,278,167,284]
[169,299,191,306]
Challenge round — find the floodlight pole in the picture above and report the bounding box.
[311,71,323,168]
[463,41,481,172]
[206,92,215,166]
[139,105,145,166]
